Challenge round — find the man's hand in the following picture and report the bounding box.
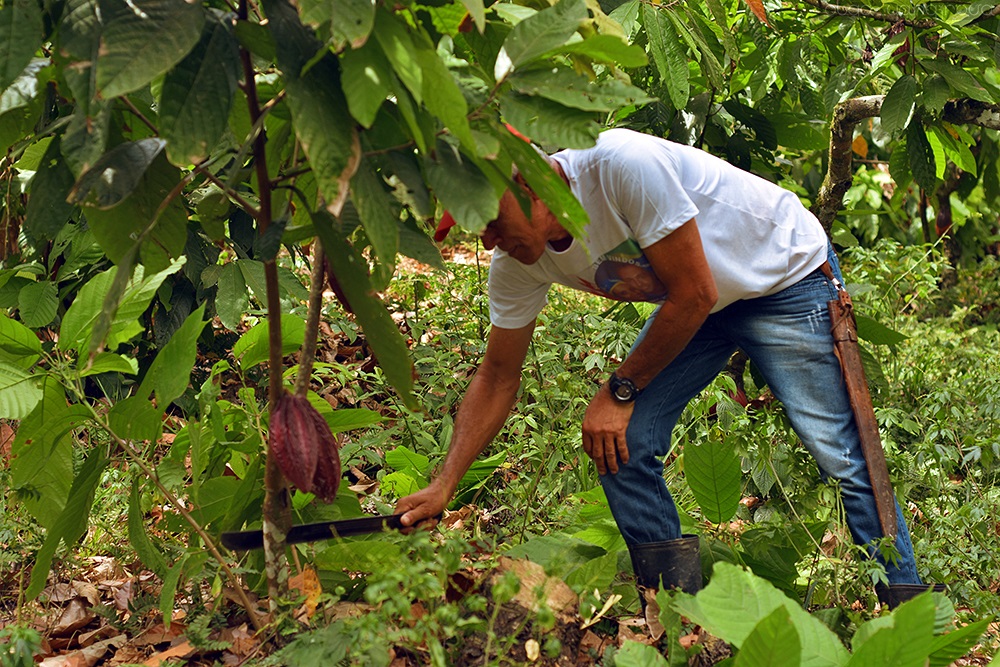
[396,481,451,530]
[582,383,634,475]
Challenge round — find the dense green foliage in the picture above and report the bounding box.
[1,0,999,662]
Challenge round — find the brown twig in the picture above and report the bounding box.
[798,0,936,28]
[294,240,326,398]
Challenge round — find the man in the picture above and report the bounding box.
[397,127,933,606]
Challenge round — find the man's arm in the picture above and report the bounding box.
[397,321,535,527]
[582,218,718,475]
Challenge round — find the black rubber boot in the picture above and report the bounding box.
[629,534,703,595]
[876,583,947,609]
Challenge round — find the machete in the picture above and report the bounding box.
[221,512,425,551]
[822,262,898,539]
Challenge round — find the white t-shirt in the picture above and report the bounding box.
[488,128,828,329]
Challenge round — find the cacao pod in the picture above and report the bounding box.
[269,394,319,493]
[268,392,342,502]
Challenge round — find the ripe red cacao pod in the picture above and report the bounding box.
[304,401,341,502]
[269,394,319,493]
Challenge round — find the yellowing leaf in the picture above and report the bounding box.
[852,134,869,158]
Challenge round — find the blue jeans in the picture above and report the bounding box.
[600,247,922,584]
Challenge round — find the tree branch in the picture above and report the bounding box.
[799,0,936,28]
[812,96,1000,230]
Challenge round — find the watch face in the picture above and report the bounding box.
[610,375,637,402]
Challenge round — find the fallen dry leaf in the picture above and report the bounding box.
[219,624,256,657]
[494,557,577,619]
[131,623,186,648]
[43,583,79,604]
[577,629,610,663]
[78,625,119,647]
[40,635,126,667]
[289,567,322,621]
[52,598,96,637]
[142,640,195,667]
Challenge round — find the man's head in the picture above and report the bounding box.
[478,178,570,264]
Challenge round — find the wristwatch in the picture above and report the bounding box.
[608,373,641,403]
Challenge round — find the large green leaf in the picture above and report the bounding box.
[847,593,935,667]
[95,0,205,99]
[61,102,111,176]
[673,563,849,667]
[28,447,108,599]
[313,214,417,410]
[855,314,907,346]
[426,141,498,234]
[558,34,647,68]
[502,129,590,241]
[108,395,163,442]
[373,8,424,104]
[25,137,77,243]
[70,138,166,209]
[0,314,42,363]
[0,358,41,419]
[733,606,802,667]
[928,618,992,667]
[642,5,689,110]
[880,75,916,136]
[326,408,383,433]
[921,58,993,103]
[232,313,305,370]
[614,642,668,666]
[17,281,58,328]
[60,261,185,356]
[0,0,43,93]
[413,38,474,150]
[215,262,249,331]
[398,219,444,270]
[82,153,188,271]
[500,92,600,149]
[10,377,90,529]
[128,478,168,578]
[683,438,741,524]
[340,41,393,129]
[138,305,207,410]
[266,0,359,216]
[509,66,654,112]
[300,0,375,48]
[351,160,399,267]
[500,0,587,73]
[906,121,937,191]
[160,12,241,166]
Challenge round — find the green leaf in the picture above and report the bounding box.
[922,58,993,103]
[128,478,168,577]
[351,160,399,266]
[160,12,241,166]
[683,438,741,524]
[313,214,417,410]
[558,34,647,68]
[0,358,41,419]
[398,219,444,270]
[413,39,474,150]
[61,102,112,176]
[192,476,240,526]
[79,352,138,377]
[929,618,992,667]
[930,124,977,175]
[83,153,188,271]
[510,66,654,112]
[572,517,627,552]
[670,8,723,90]
[215,262,249,331]
[847,592,935,667]
[17,281,58,328]
[614,641,669,666]
[500,0,587,71]
[919,75,951,116]
[300,0,375,48]
[703,0,736,61]
[673,562,849,666]
[0,0,43,93]
[340,41,393,129]
[25,137,77,243]
[372,8,423,104]
[108,395,163,442]
[159,554,189,629]
[28,448,108,599]
[734,606,801,667]
[500,92,600,149]
[70,138,166,209]
[10,378,90,529]
[0,314,42,362]
[643,5,689,110]
[503,129,590,241]
[267,0,359,216]
[138,305,207,410]
[232,314,305,370]
[386,446,430,477]
[426,141,498,234]
[855,314,908,346]
[326,408,383,434]
[96,0,205,99]
[723,100,777,151]
[880,75,916,136]
[907,122,937,191]
[888,141,913,192]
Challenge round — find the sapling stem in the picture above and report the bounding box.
[294,240,326,398]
